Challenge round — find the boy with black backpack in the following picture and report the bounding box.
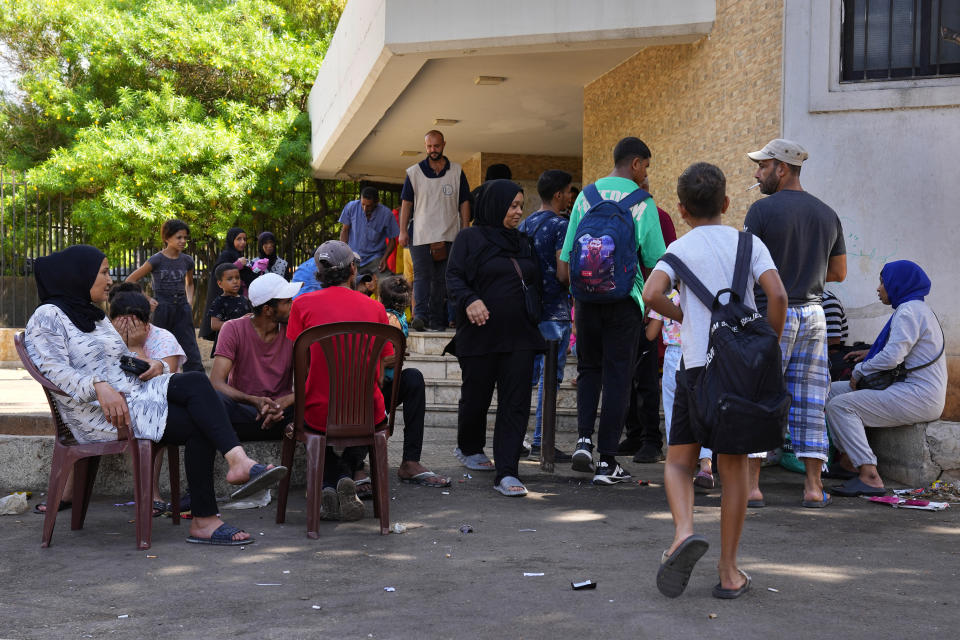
[642,162,788,600]
[557,137,666,485]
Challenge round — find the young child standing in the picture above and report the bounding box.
[642,162,787,600]
[127,219,204,372]
[646,289,715,489]
[205,263,253,355]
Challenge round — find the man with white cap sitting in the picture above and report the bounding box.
[210,272,302,441]
[744,138,847,509]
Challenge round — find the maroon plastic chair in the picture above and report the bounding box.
[275,321,405,537]
[15,332,180,549]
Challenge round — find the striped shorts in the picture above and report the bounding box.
[780,304,830,461]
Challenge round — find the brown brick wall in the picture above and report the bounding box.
[583,0,784,232]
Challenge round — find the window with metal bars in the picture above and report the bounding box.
[841,0,960,82]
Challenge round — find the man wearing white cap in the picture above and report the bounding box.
[211,272,302,441]
[745,138,847,509]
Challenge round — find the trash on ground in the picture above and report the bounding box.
[312,605,321,609]
[459,524,473,534]
[256,583,282,586]
[708,613,718,619]
[384,587,396,592]
[894,481,960,503]
[220,489,272,510]
[571,579,597,590]
[113,501,135,507]
[523,572,545,577]
[146,555,157,559]
[767,587,779,592]
[519,528,537,532]
[441,491,450,495]
[0,493,29,515]
[392,523,407,534]
[866,495,950,511]
[637,480,650,486]
[117,614,129,619]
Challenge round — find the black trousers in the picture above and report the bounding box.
[159,372,241,517]
[622,330,662,447]
[323,447,367,489]
[381,368,426,462]
[217,392,286,441]
[574,299,643,456]
[154,296,203,372]
[457,350,535,484]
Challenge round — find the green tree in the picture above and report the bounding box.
[0,0,348,262]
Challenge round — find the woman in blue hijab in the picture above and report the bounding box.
[825,260,946,497]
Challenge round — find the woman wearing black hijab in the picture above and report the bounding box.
[200,227,251,340]
[446,180,545,496]
[253,231,289,278]
[25,245,287,545]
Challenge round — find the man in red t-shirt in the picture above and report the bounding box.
[286,240,395,522]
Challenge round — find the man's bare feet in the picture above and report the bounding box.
[398,461,450,487]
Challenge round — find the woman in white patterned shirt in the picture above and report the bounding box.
[25,245,287,545]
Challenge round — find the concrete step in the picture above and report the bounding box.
[403,352,579,382]
[397,403,586,431]
[424,376,580,410]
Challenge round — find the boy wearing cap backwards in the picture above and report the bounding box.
[744,139,847,510]
[643,162,787,599]
[211,272,302,443]
[286,240,397,521]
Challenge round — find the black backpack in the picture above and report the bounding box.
[659,232,790,454]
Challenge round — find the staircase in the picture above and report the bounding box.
[400,330,583,431]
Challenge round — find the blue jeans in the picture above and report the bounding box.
[531,320,571,446]
[409,243,450,329]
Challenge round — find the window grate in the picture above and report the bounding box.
[841,0,960,82]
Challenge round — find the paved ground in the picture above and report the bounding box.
[1,427,958,640]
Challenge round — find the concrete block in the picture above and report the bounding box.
[926,421,960,472]
[869,423,941,487]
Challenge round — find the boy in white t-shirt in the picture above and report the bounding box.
[642,162,787,600]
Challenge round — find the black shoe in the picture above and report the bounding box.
[530,444,573,462]
[571,437,595,473]
[592,460,632,485]
[633,443,664,463]
[616,438,644,455]
[519,439,532,458]
[410,317,426,331]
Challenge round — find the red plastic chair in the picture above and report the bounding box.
[275,321,405,537]
[15,332,180,549]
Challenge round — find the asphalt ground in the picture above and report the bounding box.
[1,428,958,640]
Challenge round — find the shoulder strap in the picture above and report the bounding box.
[732,232,753,298]
[582,183,602,209]
[616,188,651,213]
[903,310,946,373]
[658,253,715,309]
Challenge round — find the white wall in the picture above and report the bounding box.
[783,0,960,350]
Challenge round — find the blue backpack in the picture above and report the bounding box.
[568,184,649,303]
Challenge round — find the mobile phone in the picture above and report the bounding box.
[119,355,150,376]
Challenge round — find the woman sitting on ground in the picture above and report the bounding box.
[825,260,946,497]
[445,179,545,497]
[25,245,288,545]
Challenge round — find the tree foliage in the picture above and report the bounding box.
[0,0,346,258]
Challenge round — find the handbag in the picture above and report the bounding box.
[857,312,945,391]
[429,241,448,262]
[510,258,541,324]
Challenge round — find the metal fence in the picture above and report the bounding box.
[0,167,403,327]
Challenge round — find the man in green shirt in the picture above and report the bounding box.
[558,137,666,485]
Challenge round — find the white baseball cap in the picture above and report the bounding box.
[747,138,809,166]
[248,273,302,307]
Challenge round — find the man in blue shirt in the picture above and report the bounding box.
[520,169,576,462]
[339,187,400,277]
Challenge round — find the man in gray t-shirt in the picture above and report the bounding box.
[744,138,847,509]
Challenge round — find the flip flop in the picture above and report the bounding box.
[454,448,495,471]
[493,476,527,497]
[230,463,288,501]
[801,491,833,508]
[657,534,709,598]
[712,569,752,599]
[33,500,71,514]
[831,477,887,497]
[747,499,766,508]
[152,500,169,517]
[400,471,452,487]
[693,470,715,490]
[185,522,253,546]
[354,477,373,500]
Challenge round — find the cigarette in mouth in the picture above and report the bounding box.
[746,183,761,191]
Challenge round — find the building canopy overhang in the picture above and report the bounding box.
[309,0,715,183]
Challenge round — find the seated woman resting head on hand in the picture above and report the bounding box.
[25,245,288,545]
